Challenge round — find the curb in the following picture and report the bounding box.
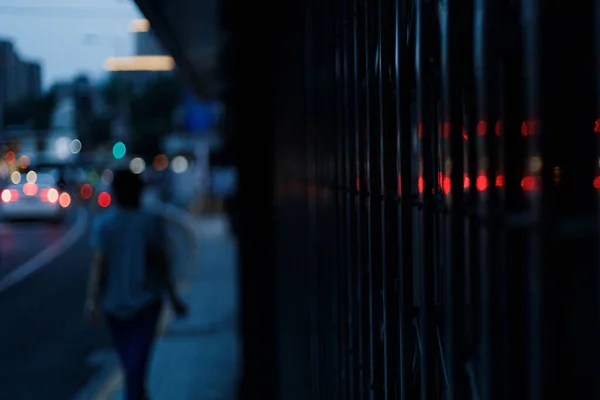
[86,203,199,400]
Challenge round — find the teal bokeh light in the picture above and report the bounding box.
[112,142,126,159]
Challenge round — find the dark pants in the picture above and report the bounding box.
[107,301,162,400]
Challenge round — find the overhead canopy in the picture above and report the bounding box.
[133,0,220,98]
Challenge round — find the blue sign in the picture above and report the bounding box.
[183,93,218,134]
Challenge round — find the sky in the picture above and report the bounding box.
[0,0,143,89]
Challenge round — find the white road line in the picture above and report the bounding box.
[0,207,89,294]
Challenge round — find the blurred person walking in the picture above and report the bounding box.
[84,168,188,400]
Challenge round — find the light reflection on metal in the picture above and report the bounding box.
[103,56,175,72]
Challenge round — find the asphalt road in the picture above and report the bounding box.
[0,202,192,400]
[0,209,79,281]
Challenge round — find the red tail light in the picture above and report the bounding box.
[59,192,71,208]
[80,184,93,199]
[1,189,20,203]
[23,183,38,196]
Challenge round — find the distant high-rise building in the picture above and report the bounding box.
[0,39,43,112]
[24,62,41,100]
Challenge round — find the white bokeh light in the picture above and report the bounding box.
[129,157,146,175]
[10,171,21,184]
[69,139,82,154]
[171,156,188,173]
[26,171,37,184]
[55,137,70,160]
[47,188,59,203]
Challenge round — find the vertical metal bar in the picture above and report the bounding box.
[473,0,505,397]
[440,0,467,398]
[365,0,385,396]
[354,0,371,397]
[304,0,322,396]
[415,0,437,397]
[363,1,385,399]
[500,1,528,397]
[396,0,416,397]
[342,0,358,397]
[334,0,349,396]
[379,0,401,397]
[327,1,340,396]
[519,3,542,397]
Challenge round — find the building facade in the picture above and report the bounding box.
[0,39,42,112]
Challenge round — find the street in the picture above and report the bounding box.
[0,199,192,399]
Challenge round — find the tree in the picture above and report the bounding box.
[99,72,185,158]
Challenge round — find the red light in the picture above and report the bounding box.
[59,192,71,208]
[397,174,401,195]
[521,176,539,191]
[594,119,600,133]
[5,151,15,164]
[496,175,505,187]
[442,122,450,138]
[418,122,423,138]
[443,177,451,194]
[464,175,470,189]
[98,192,111,208]
[81,184,93,199]
[494,120,502,136]
[477,120,487,136]
[23,183,38,196]
[463,127,469,140]
[476,174,488,191]
[593,176,600,189]
[418,176,424,193]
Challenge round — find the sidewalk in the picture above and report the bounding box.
[109,213,240,400]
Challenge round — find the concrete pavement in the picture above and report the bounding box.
[101,213,240,400]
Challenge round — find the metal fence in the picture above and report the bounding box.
[227,0,600,398]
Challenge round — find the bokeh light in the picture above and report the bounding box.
[98,192,111,208]
[80,184,93,199]
[171,156,188,173]
[23,183,38,196]
[18,155,30,169]
[153,154,169,171]
[5,151,15,164]
[112,142,127,160]
[56,137,70,160]
[10,171,21,184]
[26,171,37,184]
[101,169,114,185]
[47,188,59,203]
[70,139,82,154]
[129,157,146,174]
[1,189,11,203]
[59,192,71,208]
